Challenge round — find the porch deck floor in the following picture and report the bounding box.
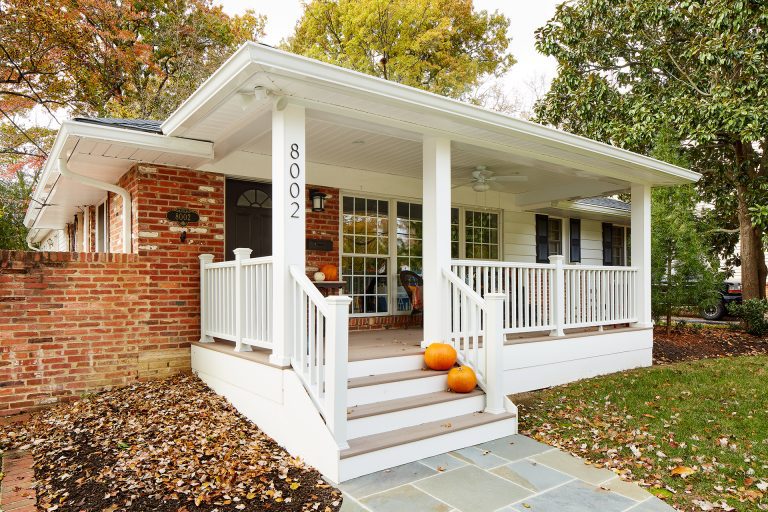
[202,324,643,364]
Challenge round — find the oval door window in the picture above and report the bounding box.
[237,188,272,208]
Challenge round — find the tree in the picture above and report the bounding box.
[649,133,721,333]
[533,0,768,299]
[285,0,514,99]
[0,0,265,248]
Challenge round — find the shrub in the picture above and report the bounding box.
[728,299,768,336]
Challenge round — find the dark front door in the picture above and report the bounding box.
[225,179,272,260]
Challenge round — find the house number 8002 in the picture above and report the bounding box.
[289,143,301,218]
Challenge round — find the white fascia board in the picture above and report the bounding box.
[558,201,631,219]
[245,44,700,185]
[23,120,214,228]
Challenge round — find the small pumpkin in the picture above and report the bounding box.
[424,343,457,371]
[447,366,477,393]
[320,264,338,281]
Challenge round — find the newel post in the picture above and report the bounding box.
[233,248,253,352]
[549,255,565,337]
[484,293,506,414]
[325,295,352,449]
[198,254,214,343]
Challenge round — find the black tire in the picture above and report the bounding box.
[701,302,725,321]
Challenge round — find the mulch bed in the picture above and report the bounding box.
[0,374,342,512]
[653,325,768,364]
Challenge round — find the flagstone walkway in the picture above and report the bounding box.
[339,435,675,512]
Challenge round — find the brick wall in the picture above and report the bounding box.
[0,165,225,415]
[306,186,340,275]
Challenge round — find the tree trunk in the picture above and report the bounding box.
[666,255,672,335]
[736,184,766,300]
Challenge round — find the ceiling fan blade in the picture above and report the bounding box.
[490,175,529,182]
[452,180,474,189]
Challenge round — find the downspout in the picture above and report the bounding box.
[58,158,132,254]
[26,230,40,252]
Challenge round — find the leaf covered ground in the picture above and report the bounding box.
[0,374,342,512]
[517,328,768,512]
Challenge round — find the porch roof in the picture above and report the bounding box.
[25,42,696,238]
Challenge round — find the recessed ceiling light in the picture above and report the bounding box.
[352,139,365,144]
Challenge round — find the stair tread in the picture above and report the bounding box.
[341,410,517,459]
[348,368,447,389]
[347,389,484,420]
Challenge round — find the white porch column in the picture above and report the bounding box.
[422,136,452,345]
[631,183,652,327]
[271,101,306,366]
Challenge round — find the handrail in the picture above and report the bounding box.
[563,264,638,271]
[442,267,487,308]
[289,266,332,317]
[451,259,555,270]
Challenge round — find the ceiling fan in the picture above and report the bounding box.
[454,165,528,192]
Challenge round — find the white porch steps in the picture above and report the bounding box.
[339,353,518,481]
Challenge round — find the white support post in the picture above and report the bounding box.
[325,295,352,449]
[549,255,565,337]
[631,183,652,327]
[199,253,214,343]
[271,100,306,366]
[484,293,506,414]
[422,136,452,347]
[233,247,252,352]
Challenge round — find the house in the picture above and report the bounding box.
[16,43,699,482]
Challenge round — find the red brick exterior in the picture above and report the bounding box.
[306,185,340,274]
[0,165,224,415]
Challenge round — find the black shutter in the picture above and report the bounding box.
[602,222,613,266]
[535,214,549,263]
[569,218,581,263]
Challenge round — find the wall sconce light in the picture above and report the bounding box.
[310,190,328,212]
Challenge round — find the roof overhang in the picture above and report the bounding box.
[164,43,700,187]
[24,120,213,232]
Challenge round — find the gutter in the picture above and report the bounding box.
[26,229,40,251]
[58,158,132,254]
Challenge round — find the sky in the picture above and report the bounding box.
[217,0,562,101]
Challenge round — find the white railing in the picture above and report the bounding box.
[443,268,505,413]
[199,249,273,351]
[451,260,555,334]
[451,257,638,336]
[563,264,638,328]
[289,265,351,449]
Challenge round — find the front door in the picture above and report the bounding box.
[225,179,272,260]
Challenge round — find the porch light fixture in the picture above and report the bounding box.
[310,190,328,212]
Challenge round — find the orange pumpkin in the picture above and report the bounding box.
[320,264,338,281]
[447,366,477,393]
[424,343,457,371]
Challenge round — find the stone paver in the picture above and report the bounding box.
[339,434,675,512]
[414,465,532,512]
[491,459,574,492]
[515,480,634,512]
[531,449,617,485]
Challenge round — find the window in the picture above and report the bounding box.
[340,196,501,316]
[535,214,564,263]
[547,218,562,256]
[396,202,423,312]
[95,199,109,253]
[341,197,389,315]
[463,210,500,259]
[602,223,630,265]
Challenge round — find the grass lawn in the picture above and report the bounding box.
[517,355,768,511]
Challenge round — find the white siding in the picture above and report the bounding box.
[503,211,536,263]
[581,219,605,266]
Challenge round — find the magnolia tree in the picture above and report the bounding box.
[285,0,514,100]
[533,0,768,299]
